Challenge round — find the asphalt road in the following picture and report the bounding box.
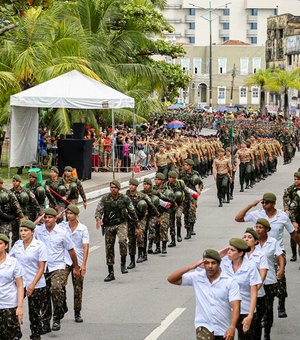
[21,152,300,340]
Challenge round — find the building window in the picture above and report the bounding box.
[274,8,278,15]
[189,36,195,44]
[223,23,230,30]
[252,57,261,73]
[251,8,258,16]
[240,86,248,104]
[189,22,195,29]
[224,8,230,15]
[251,86,259,104]
[189,8,196,16]
[240,57,249,75]
[223,37,229,42]
[218,86,226,104]
[218,57,227,74]
[250,23,257,29]
[288,54,292,66]
[193,58,201,74]
[251,37,257,44]
[181,58,190,73]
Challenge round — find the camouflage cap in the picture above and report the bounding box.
[155,173,165,181]
[229,238,250,252]
[20,220,36,230]
[168,171,178,178]
[129,178,139,186]
[294,172,300,180]
[44,208,58,217]
[143,178,152,186]
[185,159,194,166]
[64,166,73,172]
[110,180,121,189]
[0,233,9,244]
[29,171,38,178]
[203,249,221,262]
[256,218,271,231]
[245,227,258,240]
[51,166,59,174]
[67,204,80,215]
[12,175,22,182]
[262,193,276,203]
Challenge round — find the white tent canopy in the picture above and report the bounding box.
[10,70,135,167]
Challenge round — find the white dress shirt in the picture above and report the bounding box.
[35,224,74,272]
[221,256,262,314]
[10,238,47,289]
[244,209,294,250]
[0,255,24,309]
[256,236,283,285]
[182,267,241,336]
[59,221,89,266]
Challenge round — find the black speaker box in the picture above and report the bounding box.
[58,139,93,180]
[72,123,85,139]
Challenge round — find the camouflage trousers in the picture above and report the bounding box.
[64,265,84,312]
[170,204,183,236]
[105,222,128,265]
[253,295,266,340]
[0,222,12,239]
[274,252,287,298]
[147,216,158,242]
[0,307,22,340]
[159,211,170,242]
[196,326,223,340]
[137,217,147,249]
[27,286,47,336]
[263,283,278,328]
[236,313,257,340]
[43,269,66,324]
[183,198,197,229]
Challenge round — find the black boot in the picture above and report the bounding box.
[52,317,61,331]
[162,241,167,254]
[290,246,297,261]
[136,248,144,263]
[168,235,176,247]
[74,310,83,323]
[148,239,153,254]
[177,227,182,242]
[104,265,115,282]
[127,255,136,269]
[121,256,128,274]
[153,243,161,254]
[184,228,191,239]
[143,248,148,261]
[264,326,271,340]
[278,297,287,318]
[218,199,223,207]
[240,185,244,192]
[191,224,196,236]
[30,335,41,340]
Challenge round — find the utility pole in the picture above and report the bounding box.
[230,63,236,107]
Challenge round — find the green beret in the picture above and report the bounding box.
[143,178,152,186]
[262,193,276,203]
[256,218,271,231]
[129,178,139,186]
[245,227,258,240]
[218,148,225,153]
[29,171,38,178]
[0,177,4,184]
[110,180,121,189]
[67,204,79,215]
[185,159,194,166]
[294,172,300,180]
[13,175,22,182]
[155,173,165,180]
[168,171,178,178]
[64,166,73,172]
[51,166,59,174]
[229,238,250,252]
[20,220,36,230]
[0,233,9,244]
[44,208,58,217]
[203,249,221,262]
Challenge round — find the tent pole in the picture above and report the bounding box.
[132,110,136,178]
[7,108,12,180]
[112,109,115,180]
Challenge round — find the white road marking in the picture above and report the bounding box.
[144,307,186,340]
[201,188,210,193]
[89,245,101,253]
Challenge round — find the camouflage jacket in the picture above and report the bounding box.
[283,184,300,223]
[178,169,203,191]
[10,187,40,221]
[0,188,24,222]
[45,177,69,203]
[65,177,86,202]
[126,190,159,220]
[24,181,57,207]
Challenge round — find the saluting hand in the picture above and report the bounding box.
[251,199,261,207]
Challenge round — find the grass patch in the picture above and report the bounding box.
[0,166,51,185]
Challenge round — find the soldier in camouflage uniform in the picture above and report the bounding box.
[179,159,203,239]
[0,177,24,244]
[141,178,161,257]
[95,180,138,282]
[126,178,159,267]
[166,171,191,247]
[283,172,300,262]
[64,166,87,209]
[10,175,40,244]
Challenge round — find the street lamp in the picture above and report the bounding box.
[190,2,231,111]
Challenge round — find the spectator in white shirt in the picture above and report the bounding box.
[59,204,89,323]
[34,208,80,334]
[168,249,241,340]
[0,233,24,340]
[10,220,47,340]
[235,192,300,318]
